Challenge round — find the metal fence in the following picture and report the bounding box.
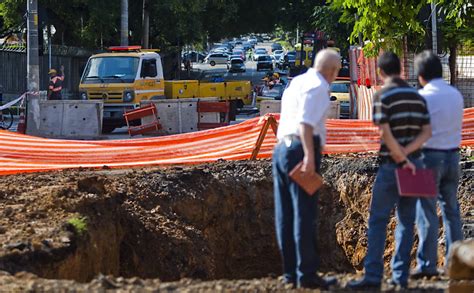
[0,50,90,100]
[402,44,474,108]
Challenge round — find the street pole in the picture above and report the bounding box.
[26,0,40,135]
[48,25,52,70]
[431,1,438,54]
[142,0,150,49]
[121,0,129,46]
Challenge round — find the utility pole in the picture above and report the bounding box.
[121,0,129,46]
[26,0,40,135]
[431,1,438,54]
[142,0,150,49]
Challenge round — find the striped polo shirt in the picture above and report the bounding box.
[373,78,430,163]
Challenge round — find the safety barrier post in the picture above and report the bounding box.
[250,114,278,160]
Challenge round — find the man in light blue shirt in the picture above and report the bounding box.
[411,50,464,278]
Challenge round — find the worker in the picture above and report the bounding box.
[48,65,65,100]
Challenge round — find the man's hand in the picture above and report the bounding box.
[401,159,416,175]
[301,155,315,175]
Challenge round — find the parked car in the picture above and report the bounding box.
[330,80,351,119]
[242,42,253,51]
[272,50,285,61]
[232,49,246,61]
[205,53,229,66]
[228,58,246,73]
[256,55,273,71]
[182,51,206,63]
[229,54,244,61]
[271,43,283,52]
[248,37,258,46]
[277,51,296,69]
[253,48,268,61]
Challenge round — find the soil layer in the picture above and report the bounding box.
[0,155,472,291]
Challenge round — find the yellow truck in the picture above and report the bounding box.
[79,46,165,133]
[79,46,252,133]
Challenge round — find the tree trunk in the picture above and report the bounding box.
[142,0,150,49]
[121,0,129,46]
[449,44,457,85]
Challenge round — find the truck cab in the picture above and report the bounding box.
[79,46,164,133]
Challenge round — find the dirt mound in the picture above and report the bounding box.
[0,155,471,291]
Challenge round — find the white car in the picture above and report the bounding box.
[205,53,229,66]
[272,50,285,61]
[253,48,268,61]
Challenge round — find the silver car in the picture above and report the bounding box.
[205,53,229,66]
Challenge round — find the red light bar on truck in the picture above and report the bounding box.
[108,46,142,52]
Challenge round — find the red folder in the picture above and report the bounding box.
[289,162,324,195]
[395,168,437,198]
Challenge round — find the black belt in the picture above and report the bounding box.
[424,148,459,153]
[379,152,422,165]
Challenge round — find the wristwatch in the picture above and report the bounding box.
[397,160,408,167]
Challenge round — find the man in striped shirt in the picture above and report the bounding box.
[348,52,432,290]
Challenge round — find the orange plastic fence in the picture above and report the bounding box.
[0,108,473,176]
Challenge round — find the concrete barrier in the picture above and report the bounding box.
[141,98,220,135]
[38,100,103,139]
[259,100,341,119]
[260,100,281,116]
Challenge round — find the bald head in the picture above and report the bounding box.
[314,49,341,71]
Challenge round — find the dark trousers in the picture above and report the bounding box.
[49,92,62,100]
[272,136,321,285]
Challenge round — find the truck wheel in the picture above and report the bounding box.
[210,61,216,66]
[102,125,116,134]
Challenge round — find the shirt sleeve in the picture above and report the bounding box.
[296,86,330,129]
[48,79,54,90]
[372,92,389,125]
[420,96,431,125]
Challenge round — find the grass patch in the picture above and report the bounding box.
[67,217,87,235]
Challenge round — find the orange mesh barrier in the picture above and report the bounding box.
[0,108,473,176]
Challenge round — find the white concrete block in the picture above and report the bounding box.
[179,100,198,133]
[61,101,103,137]
[327,101,340,119]
[156,101,179,134]
[38,101,103,139]
[260,100,281,116]
[39,102,63,137]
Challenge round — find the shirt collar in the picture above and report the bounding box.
[424,78,446,89]
[309,68,329,88]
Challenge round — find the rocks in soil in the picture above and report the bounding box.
[448,239,474,280]
[0,155,471,291]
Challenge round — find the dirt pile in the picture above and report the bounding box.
[0,155,471,291]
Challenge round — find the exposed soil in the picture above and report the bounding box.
[0,154,472,292]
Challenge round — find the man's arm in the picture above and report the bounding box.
[379,123,416,173]
[402,124,432,155]
[379,123,405,163]
[60,65,65,81]
[300,123,315,174]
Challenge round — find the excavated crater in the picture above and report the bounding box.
[0,156,471,286]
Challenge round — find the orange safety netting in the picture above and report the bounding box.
[1,108,473,176]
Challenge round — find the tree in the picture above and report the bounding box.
[329,0,426,55]
[435,0,474,85]
[311,5,353,55]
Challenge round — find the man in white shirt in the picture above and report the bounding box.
[411,51,464,278]
[273,49,341,289]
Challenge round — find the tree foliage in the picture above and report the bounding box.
[329,0,426,55]
[0,0,335,50]
[328,0,474,55]
[311,5,353,54]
